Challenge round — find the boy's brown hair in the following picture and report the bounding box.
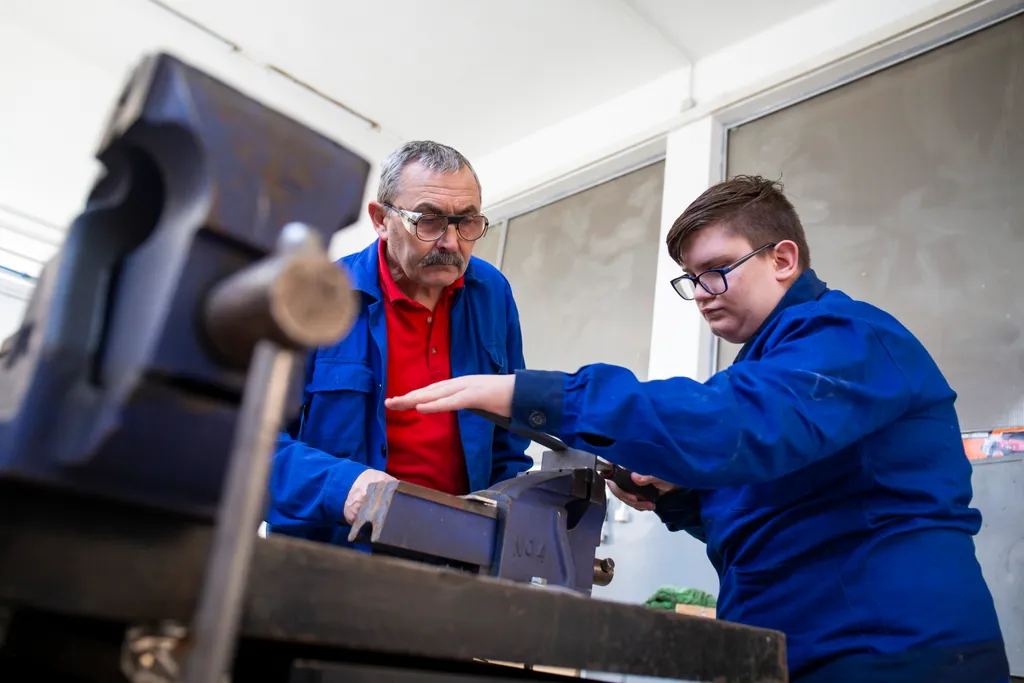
[666,175,811,271]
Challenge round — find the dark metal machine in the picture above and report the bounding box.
[0,51,366,518]
[349,410,662,595]
[0,52,788,683]
[350,466,612,595]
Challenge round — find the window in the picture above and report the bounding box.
[721,13,1024,432]
[470,219,504,267]
[498,162,665,378]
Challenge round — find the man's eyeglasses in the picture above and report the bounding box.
[670,243,777,300]
[384,204,489,243]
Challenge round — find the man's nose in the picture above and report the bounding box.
[693,284,714,303]
[437,222,460,250]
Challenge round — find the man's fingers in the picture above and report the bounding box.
[608,480,651,511]
[344,493,363,524]
[607,480,632,502]
[608,478,659,511]
[632,472,657,486]
[386,378,463,410]
[384,395,415,411]
[413,391,473,414]
[384,388,444,410]
[631,472,682,495]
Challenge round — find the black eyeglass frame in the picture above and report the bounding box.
[383,203,490,242]
[670,242,778,300]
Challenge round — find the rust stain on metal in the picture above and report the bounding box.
[189,65,347,239]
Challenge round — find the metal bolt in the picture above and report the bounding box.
[593,557,615,586]
[121,621,187,683]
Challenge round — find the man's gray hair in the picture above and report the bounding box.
[376,140,482,205]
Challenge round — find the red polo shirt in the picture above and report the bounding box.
[378,242,469,496]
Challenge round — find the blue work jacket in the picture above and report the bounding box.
[267,240,533,546]
[510,270,1008,683]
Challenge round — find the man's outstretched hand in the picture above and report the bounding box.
[388,375,680,516]
[385,374,516,417]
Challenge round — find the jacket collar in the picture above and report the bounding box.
[344,239,479,301]
[734,269,829,363]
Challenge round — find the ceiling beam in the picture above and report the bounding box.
[618,0,695,63]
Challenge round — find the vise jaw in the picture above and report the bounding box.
[350,426,615,595]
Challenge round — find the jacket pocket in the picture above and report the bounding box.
[485,345,507,374]
[308,360,374,393]
[301,361,374,457]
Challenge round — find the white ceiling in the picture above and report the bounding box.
[622,0,836,60]
[161,0,833,159]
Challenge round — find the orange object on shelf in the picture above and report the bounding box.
[962,427,1024,461]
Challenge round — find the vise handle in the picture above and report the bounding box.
[469,409,660,502]
[594,461,660,502]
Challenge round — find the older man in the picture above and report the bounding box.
[267,140,532,546]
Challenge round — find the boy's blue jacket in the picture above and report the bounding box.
[267,240,533,546]
[510,270,1008,683]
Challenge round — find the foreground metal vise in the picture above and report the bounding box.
[0,53,370,683]
[0,53,368,516]
[350,418,618,595]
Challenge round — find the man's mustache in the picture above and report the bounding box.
[420,250,464,268]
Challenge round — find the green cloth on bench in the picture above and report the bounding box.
[644,586,717,610]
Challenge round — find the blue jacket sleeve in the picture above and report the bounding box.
[510,312,913,489]
[269,351,370,529]
[488,283,533,485]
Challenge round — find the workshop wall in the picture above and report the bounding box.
[501,162,665,380]
[0,0,980,342]
[722,14,1024,430]
[477,0,978,216]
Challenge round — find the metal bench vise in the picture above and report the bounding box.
[0,51,372,683]
[349,413,620,595]
[0,53,370,518]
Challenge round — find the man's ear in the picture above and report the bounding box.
[368,201,388,240]
[773,240,800,281]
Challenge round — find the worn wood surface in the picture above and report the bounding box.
[0,480,787,682]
